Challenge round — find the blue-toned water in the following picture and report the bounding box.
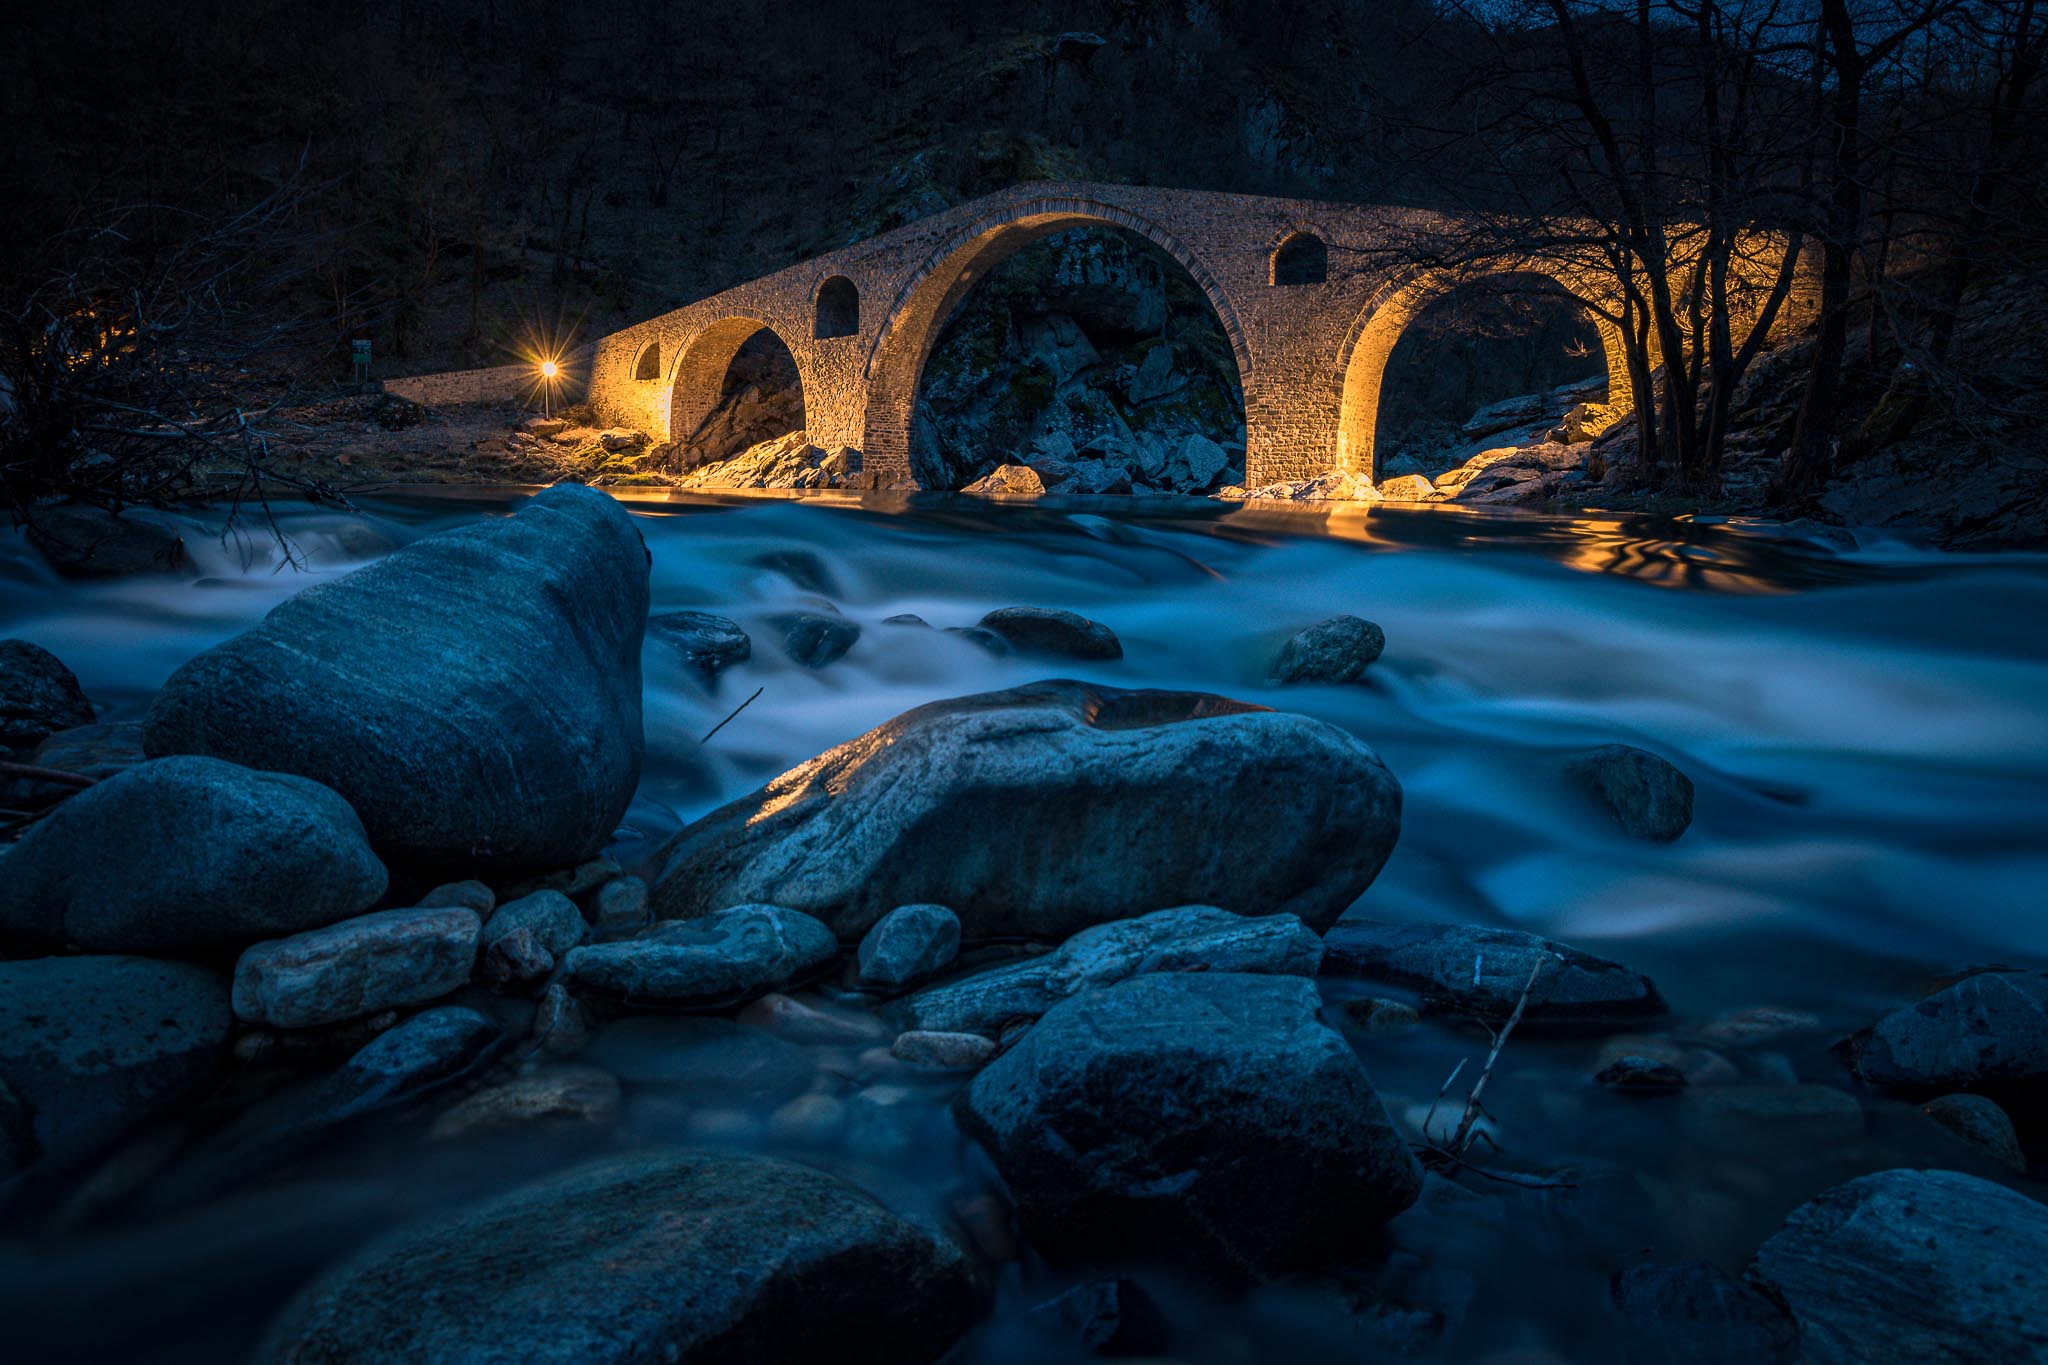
[3,490,2044,1361]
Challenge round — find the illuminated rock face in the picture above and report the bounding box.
[586,183,1795,488]
[648,679,1403,941]
[142,484,648,877]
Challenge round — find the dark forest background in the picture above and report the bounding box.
[2,0,2044,526]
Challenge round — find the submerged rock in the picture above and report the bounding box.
[856,904,962,993]
[650,680,1402,940]
[232,907,482,1028]
[892,1030,997,1070]
[976,607,1122,660]
[1748,1168,2048,1364]
[1610,1261,1797,1365]
[563,904,838,1009]
[1024,1278,1170,1357]
[903,905,1324,1036]
[0,639,95,750]
[0,956,229,1163]
[647,610,751,681]
[143,483,648,876]
[255,1150,976,1365]
[1321,921,1667,1026]
[0,756,387,954]
[958,972,1422,1282]
[297,1005,502,1131]
[1567,743,1695,842]
[416,880,495,915]
[774,610,861,668]
[1270,615,1386,684]
[1846,970,2048,1114]
[583,1016,817,1106]
[427,1064,622,1140]
[1921,1093,2026,1171]
[25,504,191,578]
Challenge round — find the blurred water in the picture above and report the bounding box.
[3,489,2045,1362]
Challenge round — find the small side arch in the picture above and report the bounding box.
[815,276,860,339]
[633,341,661,381]
[666,315,808,443]
[1333,265,1634,479]
[1271,231,1329,286]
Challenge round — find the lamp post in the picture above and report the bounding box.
[539,358,559,419]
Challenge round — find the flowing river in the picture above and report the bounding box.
[4,489,2046,1361]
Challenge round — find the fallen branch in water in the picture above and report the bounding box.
[0,760,99,789]
[1415,954,1570,1188]
[700,686,764,745]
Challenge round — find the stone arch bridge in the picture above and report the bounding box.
[588,182,1731,488]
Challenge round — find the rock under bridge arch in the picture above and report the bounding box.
[664,316,810,450]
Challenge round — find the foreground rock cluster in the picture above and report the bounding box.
[3,482,2043,1363]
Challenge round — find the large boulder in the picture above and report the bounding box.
[1321,921,1667,1027]
[904,905,1324,1036]
[142,484,648,875]
[256,1150,976,1364]
[0,756,387,954]
[649,680,1403,940]
[1846,970,2048,1117]
[563,904,838,1010]
[957,972,1422,1282]
[1748,1169,2048,1364]
[0,639,95,750]
[0,956,230,1163]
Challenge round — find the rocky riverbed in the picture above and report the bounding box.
[2,487,2045,1363]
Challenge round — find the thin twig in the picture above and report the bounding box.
[1448,955,1552,1157]
[0,760,98,789]
[699,686,764,744]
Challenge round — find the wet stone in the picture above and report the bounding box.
[585,874,650,935]
[1921,1093,2026,1171]
[0,639,96,751]
[416,880,495,914]
[976,606,1122,660]
[1596,1055,1689,1095]
[1610,1261,1797,1365]
[1567,743,1696,842]
[232,907,482,1029]
[647,610,752,681]
[1025,1278,1170,1357]
[891,1030,997,1070]
[427,1064,622,1140]
[1270,615,1386,684]
[857,903,962,993]
[775,611,860,668]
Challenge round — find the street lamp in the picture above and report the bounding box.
[538,358,560,418]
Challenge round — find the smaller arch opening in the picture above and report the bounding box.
[815,276,859,339]
[634,341,661,382]
[1271,233,1328,287]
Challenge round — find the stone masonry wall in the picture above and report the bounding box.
[578,182,1799,487]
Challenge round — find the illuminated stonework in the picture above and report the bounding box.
[588,182,1794,487]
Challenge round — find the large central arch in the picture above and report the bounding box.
[859,195,1255,485]
[1333,265,1637,480]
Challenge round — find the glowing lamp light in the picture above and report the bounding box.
[540,359,559,379]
